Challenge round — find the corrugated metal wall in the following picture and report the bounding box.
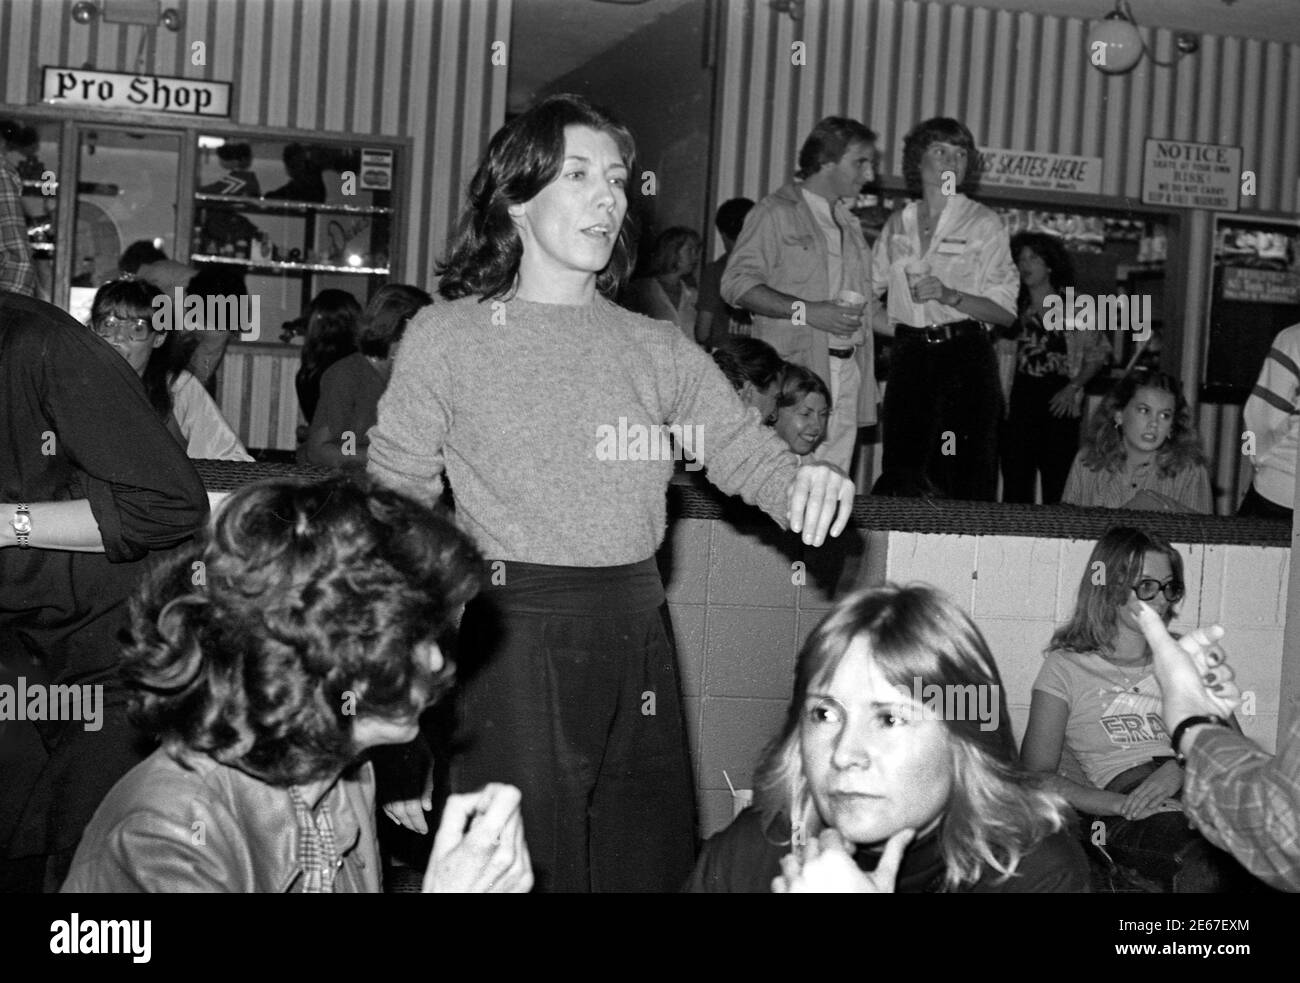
[0,0,511,283]
[218,346,302,451]
[715,0,1300,211]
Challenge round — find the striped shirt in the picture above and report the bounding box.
[1061,451,1213,514]
[1243,322,1300,510]
[1184,716,1300,892]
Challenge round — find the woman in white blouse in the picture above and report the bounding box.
[870,117,1018,501]
[89,279,252,462]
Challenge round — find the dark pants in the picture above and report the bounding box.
[878,329,1002,501]
[449,558,697,893]
[1102,762,1258,892]
[1000,373,1081,504]
[1237,484,1293,521]
[0,623,154,892]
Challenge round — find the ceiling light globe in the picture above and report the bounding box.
[1088,14,1144,74]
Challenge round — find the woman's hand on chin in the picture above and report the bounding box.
[787,464,854,546]
[772,828,914,893]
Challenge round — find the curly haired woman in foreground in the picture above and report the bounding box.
[63,476,531,893]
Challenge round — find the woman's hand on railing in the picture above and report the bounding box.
[787,464,854,546]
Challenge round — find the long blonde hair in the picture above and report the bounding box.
[754,584,1068,891]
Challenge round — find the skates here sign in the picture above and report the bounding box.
[42,67,230,118]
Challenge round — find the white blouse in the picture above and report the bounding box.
[870,193,1019,328]
[170,370,253,462]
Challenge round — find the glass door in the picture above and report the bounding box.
[68,124,183,321]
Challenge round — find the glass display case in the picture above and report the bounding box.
[0,105,407,451]
[191,134,396,343]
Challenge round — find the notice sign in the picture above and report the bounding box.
[1222,267,1300,305]
[360,148,393,190]
[976,148,1102,195]
[42,66,231,118]
[1143,138,1241,211]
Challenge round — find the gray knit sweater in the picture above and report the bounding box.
[367,295,798,565]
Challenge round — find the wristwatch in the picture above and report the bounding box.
[1171,714,1229,763]
[11,504,31,549]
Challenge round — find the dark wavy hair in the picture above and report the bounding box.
[438,94,637,302]
[299,289,362,383]
[776,362,831,413]
[1080,370,1207,477]
[795,117,877,181]
[118,240,168,274]
[90,278,188,420]
[1010,231,1075,310]
[0,117,38,152]
[647,226,702,277]
[711,336,784,393]
[122,476,484,786]
[714,198,754,241]
[754,584,1069,891]
[357,283,432,358]
[1050,526,1183,656]
[902,117,978,194]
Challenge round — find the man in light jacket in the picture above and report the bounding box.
[721,117,879,474]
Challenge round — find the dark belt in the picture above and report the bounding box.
[827,346,855,359]
[894,320,985,345]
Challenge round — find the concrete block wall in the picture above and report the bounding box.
[883,534,1288,755]
[655,518,871,841]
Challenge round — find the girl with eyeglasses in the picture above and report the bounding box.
[1021,526,1256,891]
[1062,370,1212,513]
[89,279,251,461]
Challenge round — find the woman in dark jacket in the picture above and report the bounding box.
[687,584,1090,893]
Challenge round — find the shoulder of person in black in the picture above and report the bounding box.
[685,807,1090,893]
[0,293,208,558]
[0,291,209,675]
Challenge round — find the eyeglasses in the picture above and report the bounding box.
[1132,577,1185,603]
[93,315,153,342]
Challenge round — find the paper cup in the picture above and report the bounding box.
[731,788,754,818]
[905,260,931,301]
[835,289,866,308]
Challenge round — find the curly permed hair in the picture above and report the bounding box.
[1080,370,1207,478]
[121,476,483,786]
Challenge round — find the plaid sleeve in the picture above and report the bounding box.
[0,165,36,295]
[1183,716,1300,891]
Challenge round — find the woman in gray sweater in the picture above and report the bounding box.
[367,94,853,892]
